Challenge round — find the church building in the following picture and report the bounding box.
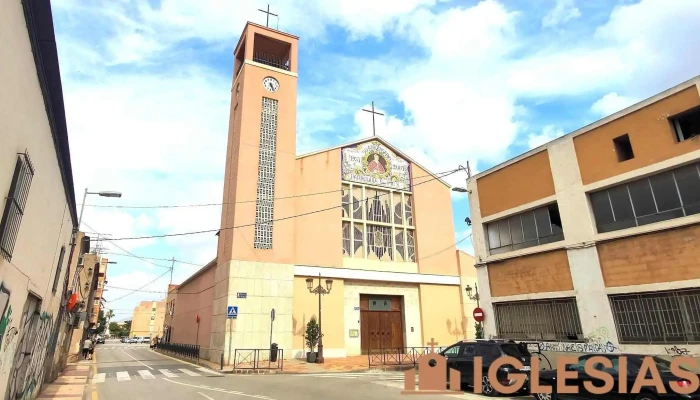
[165,21,477,364]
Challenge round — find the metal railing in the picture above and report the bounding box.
[158,342,200,361]
[252,52,290,71]
[367,346,446,367]
[233,349,284,370]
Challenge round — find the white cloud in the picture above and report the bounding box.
[542,0,581,28]
[527,125,566,150]
[590,92,638,117]
[52,0,700,312]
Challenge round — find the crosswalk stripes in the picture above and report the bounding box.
[159,369,178,378]
[138,370,155,379]
[116,371,131,381]
[90,368,215,384]
[178,368,201,377]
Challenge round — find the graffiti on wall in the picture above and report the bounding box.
[536,327,620,354]
[6,295,54,400]
[0,285,14,353]
[665,346,693,356]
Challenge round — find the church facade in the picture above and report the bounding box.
[166,21,477,363]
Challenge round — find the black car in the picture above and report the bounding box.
[533,353,700,400]
[439,339,533,396]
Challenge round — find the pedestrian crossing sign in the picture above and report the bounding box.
[227,306,238,319]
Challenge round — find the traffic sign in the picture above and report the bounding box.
[227,306,238,319]
[473,307,485,322]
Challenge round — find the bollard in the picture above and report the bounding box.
[221,353,224,370]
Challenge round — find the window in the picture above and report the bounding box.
[613,134,634,162]
[609,288,700,344]
[152,308,156,311]
[590,162,700,233]
[151,316,155,320]
[493,298,583,341]
[52,246,66,293]
[341,183,415,262]
[0,152,35,261]
[368,297,392,311]
[671,107,700,142]
[463,344,476,355]
[485,203,564,255]
[443,345,460,356]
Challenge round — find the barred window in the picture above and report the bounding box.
[610,289,700,344]
[341,183,415,262]
[494,298,583,341]
[0,152,35,261]
[253,97,278,249]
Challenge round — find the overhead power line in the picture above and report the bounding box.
[102,233,474,296]
[105,268,171,303]
[99,251,206,267]
[97,168,461,242]
[76,169,452,209]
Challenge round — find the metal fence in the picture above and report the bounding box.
[158,342,200,361]
[252,52,290,71]
[367,347,446,367]
[610,288,700,344]
[233,349,284,370]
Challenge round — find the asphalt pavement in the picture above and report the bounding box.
[90,340,526,400]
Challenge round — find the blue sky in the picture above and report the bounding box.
[51,0,700,321]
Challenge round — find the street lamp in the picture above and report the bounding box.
[465,283,480,306]
[305,273,333,364]
[452,187,469,193]
[78,188,123,229]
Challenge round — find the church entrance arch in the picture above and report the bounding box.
[360,294,405,354]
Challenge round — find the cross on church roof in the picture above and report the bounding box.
[427,338,438,353]
[362,101,384,137]
[258,4,278,28]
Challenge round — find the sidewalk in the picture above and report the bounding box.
[37,359,93,400]
[154,349,411,375]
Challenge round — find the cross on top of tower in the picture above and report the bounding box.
[427,338,438,353]
[362,101,384,137]
[258,4,278,28]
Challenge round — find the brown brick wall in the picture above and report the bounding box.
[476,150,555,218]
[488,250,574,297]
[599,224,700,287]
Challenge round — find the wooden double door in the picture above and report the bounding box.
[360,294,405,354]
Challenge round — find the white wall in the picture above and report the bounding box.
[0,1,75,398]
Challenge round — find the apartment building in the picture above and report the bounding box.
[0,0,79,396]
[467,76,700,356]
[130,301,166,339]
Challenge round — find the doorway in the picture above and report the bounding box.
[360,294,404,354]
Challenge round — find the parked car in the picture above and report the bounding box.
[96,335,105,344]
[533,353,700,400]
[127,337,138,344]
[439,339,532,396]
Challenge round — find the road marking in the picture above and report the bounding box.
[163,379,276,400]
[159,369,179,378]
[121,348,154,370]
[138,370,156,379]
[198,393,215,400]
[179,368,201,376]
[92,373,106,383]
[197,367,224,376]
[116,371,131,381]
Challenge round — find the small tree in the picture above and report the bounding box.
[475,322,484,339]
[305,317,320,353]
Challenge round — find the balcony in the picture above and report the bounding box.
[253,52,290,71]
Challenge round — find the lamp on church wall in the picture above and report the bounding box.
[305,274,333,364]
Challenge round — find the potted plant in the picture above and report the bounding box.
[475,322,484,339]
[305,317,320,363]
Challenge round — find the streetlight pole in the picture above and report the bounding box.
[306,273,333,364]
[78,188,123,230]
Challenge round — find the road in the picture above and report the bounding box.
[90,340,526,400]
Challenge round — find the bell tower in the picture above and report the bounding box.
[219,22,299,264]
[211,21,298,365]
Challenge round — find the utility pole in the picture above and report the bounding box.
[169,257,175,286]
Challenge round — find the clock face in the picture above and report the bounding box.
[262,77,280,92]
